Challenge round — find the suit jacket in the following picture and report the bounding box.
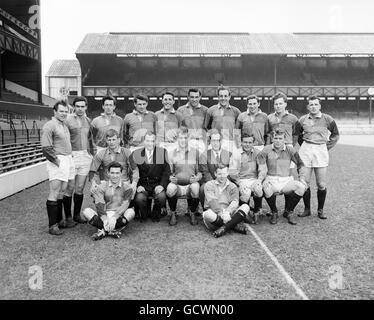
[130,146,171,191]
[198,149,232,183]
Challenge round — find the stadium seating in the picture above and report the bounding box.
[0,141,45,174]
[0,88,41,105]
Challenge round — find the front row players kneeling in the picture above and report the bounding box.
[82,162,135,240]
[203,164,251,238]
[259,129,307,225]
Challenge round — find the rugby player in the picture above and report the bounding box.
[259,129,307,225]
[166,127,201,226]
[296,95,340,219]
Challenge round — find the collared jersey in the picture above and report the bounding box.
[296,112,339,149]
[65,113,92,152]
[236,109,269,146]
[123,110,157,147]
[204,179,239,212]
[178,103,208,139]
[41,117,72,156]
[258,144,305,179]
[231,148,264,180]
[169,146,200,185]
[92,179,133,205]
[155,108,184,143]
[90,146,137,182]
[91,113,124,148]
[204,104,241,140]
[268,111,298,145]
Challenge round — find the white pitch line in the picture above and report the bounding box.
[246,225,309,300]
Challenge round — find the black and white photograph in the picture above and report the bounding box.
[0,0,373,307]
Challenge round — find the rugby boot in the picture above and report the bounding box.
[169,211,177,226]
[190,211,198,226]
[270,212,278,224]
[318,209,327,219]
[233,223,250,235]
[213,226,227,238]
[49,224,63,236]
[298,208,311,217]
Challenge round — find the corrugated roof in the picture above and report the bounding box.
[46,59,81,76]
[75,33,374,55]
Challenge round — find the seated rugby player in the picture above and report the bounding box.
[203,164,250,238]
[258,129,307,225]
[166,126,201,226]
[83,162,135,240]
[230,133,267,224]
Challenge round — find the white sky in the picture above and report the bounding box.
[40,0,374,93]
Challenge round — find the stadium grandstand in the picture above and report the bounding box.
[0,0,49,198]
[76,32,374,120]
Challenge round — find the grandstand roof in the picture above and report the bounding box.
[46,59,81,77]
[76,33,374,56]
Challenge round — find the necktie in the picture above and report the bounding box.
[148,151,153,164]
[215,152,220,164]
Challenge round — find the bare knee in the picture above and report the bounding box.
[189,182,200,198]
[166,183,178,197]
[203,209,217,223]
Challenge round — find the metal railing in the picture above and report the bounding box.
[0,129,41,145]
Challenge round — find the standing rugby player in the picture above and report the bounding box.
[178,88,208,153]
[155,92,183,154]
[204,86,241,154]
[296,95,339,219]
[91,95,124,152]
[42,101,74,235]
[123,94,157,152]
[63,96,95,226]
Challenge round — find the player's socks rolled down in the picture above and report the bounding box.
[317,188,327,211]
[253,196,262,213]
[286,191,302,212]
[303,188,311,210]
[73,193,84,218]
[62,196,72,218]
[46,200,58,227]
[265,194,278,213]
[223,209,245,231]
[56,199,63,222]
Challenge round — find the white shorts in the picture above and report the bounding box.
[72,150,93,176]
[265,176,294,194]
[299,142,329,168]
[239,178,259,196]
[47,154,75,182]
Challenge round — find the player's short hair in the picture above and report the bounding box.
[241,133,255,142]
[102,95,116,106]
[307,95,321,102]
[108,161,123,172]
[162,91,175,100]
[144,130,156,139]
[209,128,222,140]
[134,93,149,103]
[246,94,260,103]
[217,85,231,96]
[188,88,202,96]
[272,128,286,137]
[215,163,229,172]
[53,100,68,111]
[72,96,88,107]
[271,92,288,103]
[105,129,120,139]
[177,126,189,137]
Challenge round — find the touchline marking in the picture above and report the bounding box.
[246,225,309,300]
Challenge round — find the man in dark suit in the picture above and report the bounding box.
[130,131,171,222]
[198,129,233,210]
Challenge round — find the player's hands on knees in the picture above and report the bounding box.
[154,185,164,195]
[137,186,146,193]
[169,175,178,184]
